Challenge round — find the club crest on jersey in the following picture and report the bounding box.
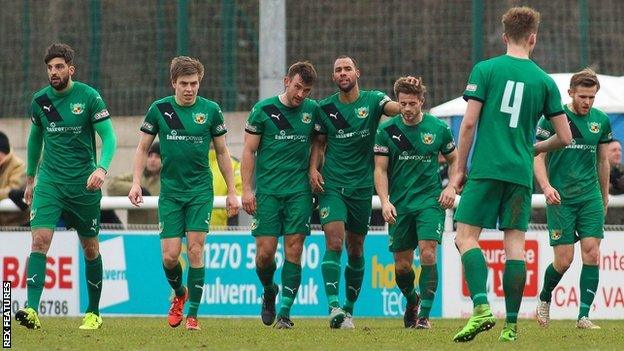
[71,103,85,115]
[320,207,330,219]
[550,229,562,241]
[421,132,435,145]
[250,218,259,230]
[193,113,207,124]
[588,122,600,134]
[301,112,312,124]
[356,107,369,119]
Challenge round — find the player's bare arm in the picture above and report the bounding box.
[439,149,458,209]
[309,134,327,193]
[374,154,396,224]
[533,152,561,205]
[534,113,572,155]
[452,99,482,192]
[213,134,240,217]
[241,132,261,215]
[598,142,610,214]
[128,132,156,207]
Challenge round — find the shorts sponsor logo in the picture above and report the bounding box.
[71,103,85,115]
[250,218,258,230]
[319,207,329,219]
[94,109,110,120]
[588,122,600,134]
[301,112,312,124]
[421,132,435,145]
[193,113,207,124]
[356,107,369,119]
[550,229,562,241]
[466,83,477,92]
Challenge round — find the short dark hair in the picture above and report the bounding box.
[170,56,204,83]
[335,55,359,70]
[394,77,427,100]
[0,131,10,154]
[148,142,160,156]
[44,43,75,64]
[287,61,317,85]
[570,68,600,91]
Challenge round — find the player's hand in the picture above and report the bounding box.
[86,168,106,190]
[24,178,35,206]
[128,184,143,207]
[242,190,256,215]
[381,201,397,225]
[453,170,466,194]
[543,185,561,205]
[226,193,240,217]
[438,185,457,209]
[405,76,419,86]
[309,168,325,193]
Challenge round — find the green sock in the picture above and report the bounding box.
[278,260,302,318]
[461,248,489,307]
[186,267,205,317]
[85,254,103,315]
[503,260,526,324]
[418,264,438,318]
[395,269,418,306]
[578,264,599,320]
[26,252,47,312]
[256,260,277,294]
[343,255,364,314]
[321,250,342,308]
[163,262,186,297]
[539,263,564,303]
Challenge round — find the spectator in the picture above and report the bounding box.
[108,142,161,224]
[608,139,624,195]
[0,131,29,226]
[209,147,242,228]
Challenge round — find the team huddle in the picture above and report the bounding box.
[15,6,610,343]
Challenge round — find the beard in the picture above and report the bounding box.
[49,75,70,90]
[337,79,356,93]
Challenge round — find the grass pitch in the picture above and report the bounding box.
[9,317,622,350]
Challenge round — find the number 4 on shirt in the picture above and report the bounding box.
[500,80,524,128]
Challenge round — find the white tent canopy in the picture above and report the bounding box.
[429,73,624,117]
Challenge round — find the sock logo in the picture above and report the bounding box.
[586,289,596,297]
[284,286,298,295]
[348,285,361,296]
[167,276,179,283]
[26,274,37,284]
[194,284,205,291]
[325,281,338,289]
[88,280,102,289]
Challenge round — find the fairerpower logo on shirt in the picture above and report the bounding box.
[46,122,82,134]
[166,130,203,144]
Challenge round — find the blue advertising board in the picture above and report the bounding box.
[80,231,442,318]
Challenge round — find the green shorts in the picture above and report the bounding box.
[547,196,604,246]
[318,186,373,235]
[251,191,312,237]
[388,206,444,252]
[30,180,102,237]
[454,178,532,231]
[158,193,214,239]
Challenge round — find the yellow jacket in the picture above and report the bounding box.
[209,150,242,228]
[0,152,28,226]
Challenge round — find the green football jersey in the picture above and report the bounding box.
[374,114,455,213]
[536,105,612,203]
[140,96,226,196]
[463,55,564,188]
[245,96,319,195]
[317,90,391,189]
[31,81,111,184]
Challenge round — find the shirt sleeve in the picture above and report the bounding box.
[535,116,555,141]
[374,127,390,156]
[211,105,227,137]
[543,77,565,119]
[373,90,392,118]
[599,114,613,144]
[30,99,42,126]
[140,104,160,135]
[245,105,264,135]
[463,63,487,102]
[89,90,111,124]
[440,123,456,155]
[314,103,328,135]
